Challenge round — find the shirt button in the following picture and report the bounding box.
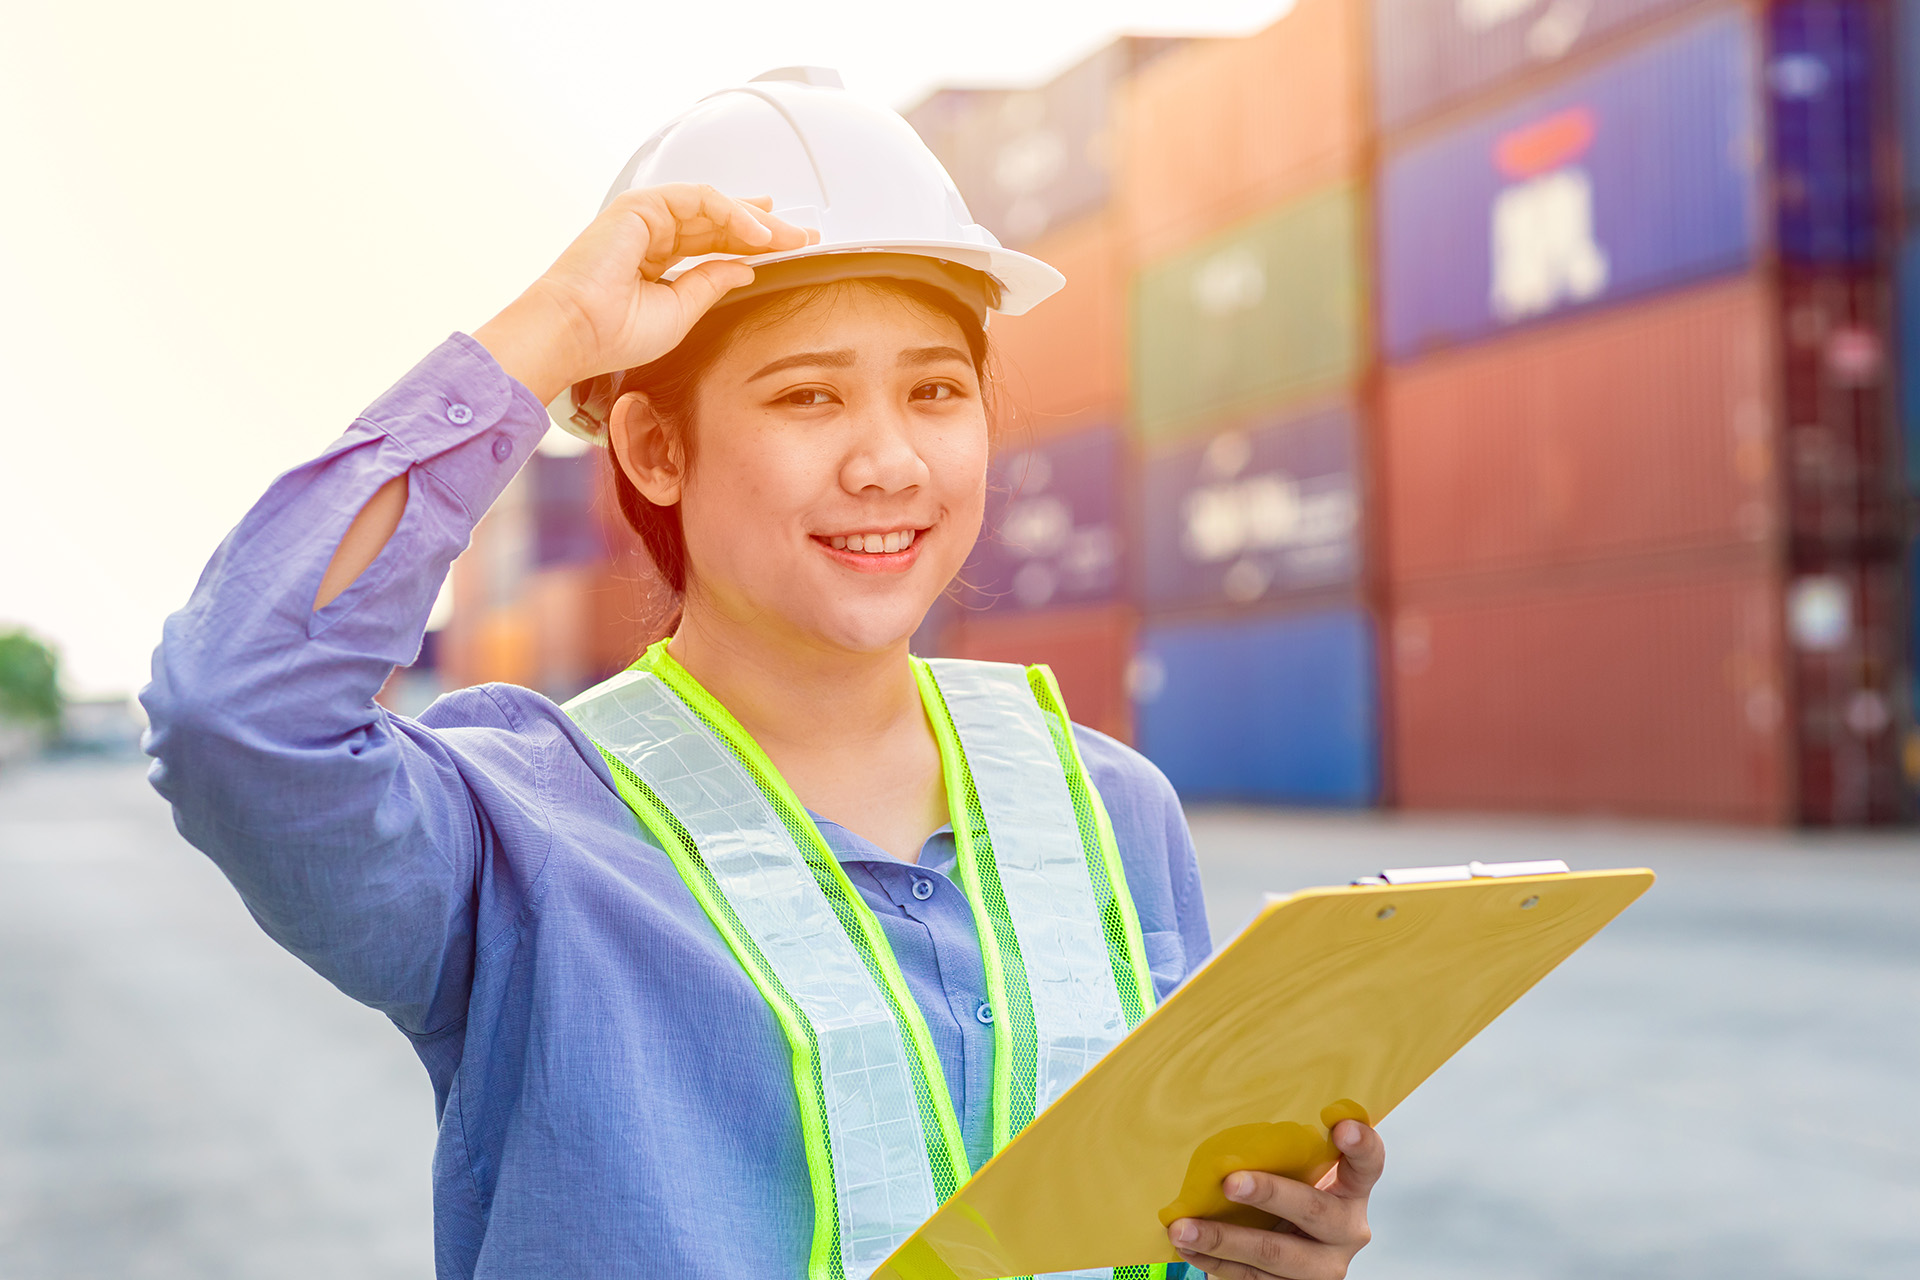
[975,1002,994,1025]
[911,877,935,901]
[490,435,512,462]
[447,403,474,425]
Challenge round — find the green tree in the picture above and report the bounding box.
[0,630,61,727]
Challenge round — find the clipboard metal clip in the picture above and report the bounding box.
[1351,859,1571,887]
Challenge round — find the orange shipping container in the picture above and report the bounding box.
[1390,553,1791,824]
[1384,277,1778,585]
[940,604,1137,744]
[1116,0,1368,258]
[989,211,1126,435]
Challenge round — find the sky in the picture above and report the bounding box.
[0,0,1296,699]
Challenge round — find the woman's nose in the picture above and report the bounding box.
[841,404,932,494]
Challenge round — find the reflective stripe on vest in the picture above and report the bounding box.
[566,642,1165,1280]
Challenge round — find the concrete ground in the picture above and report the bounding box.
[1,758,1915,1279]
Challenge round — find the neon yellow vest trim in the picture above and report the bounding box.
[566,642,1165,1280]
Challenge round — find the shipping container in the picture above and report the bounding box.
[529,451,611,569]
[904,38,1186,248]
[1778,268,1905,554]
[1380,9,1762,361]
[1785,557,1912,822]
[965,425,1125,613]
[1384,276,1778,582]
[1138,403,1364,613]
[1902,0,1920,211]
[988,212,1127,432]
[1116,0,1368,258]
[1391,554,1792,822]
[941,604,1137,743]
[1372,0,1707,134]
[1133,608,1380,805]
[1901,232,1920,493]
[1767,0,1882,266]
[1131,185,1367,440]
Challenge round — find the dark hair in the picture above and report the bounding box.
[589,277,994,596]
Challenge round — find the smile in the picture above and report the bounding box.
[811,526,925,571]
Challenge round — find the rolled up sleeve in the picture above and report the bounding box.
[140,332,552,1034]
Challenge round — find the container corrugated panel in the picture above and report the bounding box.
[1385,276,1777,583]
[964,425,1124,612]
[1133,608,1380,805]
[1898,232,1920,494]
[530,452,610,569]
[1391,556,1791,822]
[1779,269,1904,554]
[943,604,1136,743]
[989,212,1126,432]
[1786,557,1912,822]
[1380,9,1761,362]
[1131,186,1367,441]
[1902,0,1920,212]
[1116,0,1367,258]
[1138,403,1363,613]
[904,37,1186,248]
[1372,0,1707,134]
[1768,0,1881,265]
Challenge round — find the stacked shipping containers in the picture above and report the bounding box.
[1377,0,1910,822]
[905,38,1185,745]
[438,446,671,701]
[1900,0,1920,768]
[1119,0,1380,805]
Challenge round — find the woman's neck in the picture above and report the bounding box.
[665,601,948,862]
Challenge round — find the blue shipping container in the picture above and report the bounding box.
[529,452,608,568]
[1133,609,1379,806]
[1137,404,1361,613]
[1372,0,1705,134]
[1901,0,1920,212]
[965,426,1124,612]
[1380,9,1761,362]
[1769,0,1880,264]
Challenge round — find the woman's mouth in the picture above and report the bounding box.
[812,526,924,572]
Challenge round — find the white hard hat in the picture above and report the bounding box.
[549,67,1067,443]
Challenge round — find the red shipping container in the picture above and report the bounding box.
[1384,276,1779,584]
[1778,270,1906,556]
[1786,557,1911,823]
[1391,553,1792,823]
[1115,0,1368,258]
[940,604,1137,744]
[988,212,1126,435]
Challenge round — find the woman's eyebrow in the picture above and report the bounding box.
[898,345,971,367]
[748,349,857,381]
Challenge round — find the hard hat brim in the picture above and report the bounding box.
[547,239,1067,444]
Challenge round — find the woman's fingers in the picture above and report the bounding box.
[1168,1215,1347,1280]
[664,258,757,331]
[611,184,811,277]
[1324,1121,1385,1200]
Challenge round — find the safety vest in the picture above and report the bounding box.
[564,641,1169,1280]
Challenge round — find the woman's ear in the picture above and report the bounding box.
[609,391,684,507]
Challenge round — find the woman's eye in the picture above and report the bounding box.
[910,381,957,401]
[783,388,835,406]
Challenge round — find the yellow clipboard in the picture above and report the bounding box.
[876,863,1654,1280]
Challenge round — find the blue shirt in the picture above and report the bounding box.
[140,334,1213,1279]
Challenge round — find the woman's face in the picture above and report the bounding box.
[666,282,988,655]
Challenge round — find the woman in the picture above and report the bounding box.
[142,71,1382,1280]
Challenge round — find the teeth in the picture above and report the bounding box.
[826,530,919,554]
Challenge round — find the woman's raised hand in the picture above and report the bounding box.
[473,184,815,404]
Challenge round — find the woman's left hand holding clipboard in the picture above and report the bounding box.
[1167,1120,1384,1280]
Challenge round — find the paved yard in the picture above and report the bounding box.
[2,759,1914,1278]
